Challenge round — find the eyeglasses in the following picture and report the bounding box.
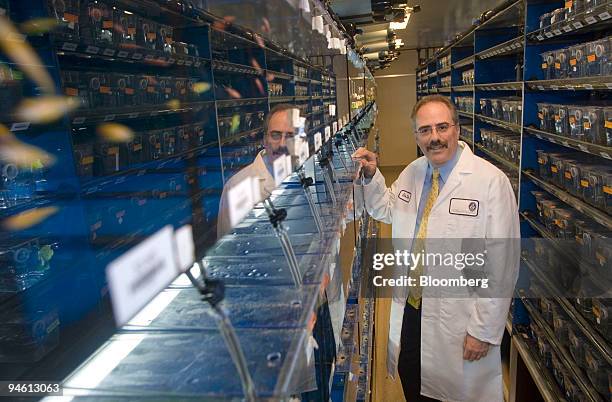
[414,123,457,137]
[269,130,296,141]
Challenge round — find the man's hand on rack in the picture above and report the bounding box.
[463,333,490,361]
[352,147,377,179]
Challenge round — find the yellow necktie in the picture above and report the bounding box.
[408,168,440,309]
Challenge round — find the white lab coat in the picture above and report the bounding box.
[363,142,520,402]
[217,150,276,238]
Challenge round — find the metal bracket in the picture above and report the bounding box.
[299,170,324,236]
[344,131,357,154]
[334,138,350,172]
[318,156,337,207]
[185,265,256,402]
[263,199,303,288]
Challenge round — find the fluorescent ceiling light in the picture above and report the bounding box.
[390,20,407,30]
[390,12,411,30]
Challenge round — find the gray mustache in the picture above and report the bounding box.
[427,141,448,151]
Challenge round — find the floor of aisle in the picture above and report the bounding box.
[371,165,407,402]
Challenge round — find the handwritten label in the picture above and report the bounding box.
[106,226,178,327]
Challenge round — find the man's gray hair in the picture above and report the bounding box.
[410,94,459,126]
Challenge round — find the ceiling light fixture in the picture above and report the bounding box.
[390,12,410,30]
[389,5,420,30]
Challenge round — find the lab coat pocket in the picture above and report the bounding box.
[445,214,486,238]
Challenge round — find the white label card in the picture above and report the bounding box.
[314,132,322,151]
[325,126,331,141]
[285,152,293,176]
[449,198,479,216]
[333,121,338,133]
[299,139,310,164]
[274,154,289,186]
[329,104,336,116]
[10,122,30,131]
[251,177,262,204]
[291,108,301,128]
[174,225,194,273]
[315,16,324,34]
[299,0,310,12]
[228,177,255,227]
[106,225,178,327]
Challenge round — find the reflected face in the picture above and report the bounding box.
[264,110,295,164]
[414,102,459,167]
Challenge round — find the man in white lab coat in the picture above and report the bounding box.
[217,104,296,238]
[353,95,520,402]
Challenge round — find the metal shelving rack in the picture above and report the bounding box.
[415,0,612,401]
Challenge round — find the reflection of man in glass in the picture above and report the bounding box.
[217,104,297,238]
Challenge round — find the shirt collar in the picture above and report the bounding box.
[425,143,463,184]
